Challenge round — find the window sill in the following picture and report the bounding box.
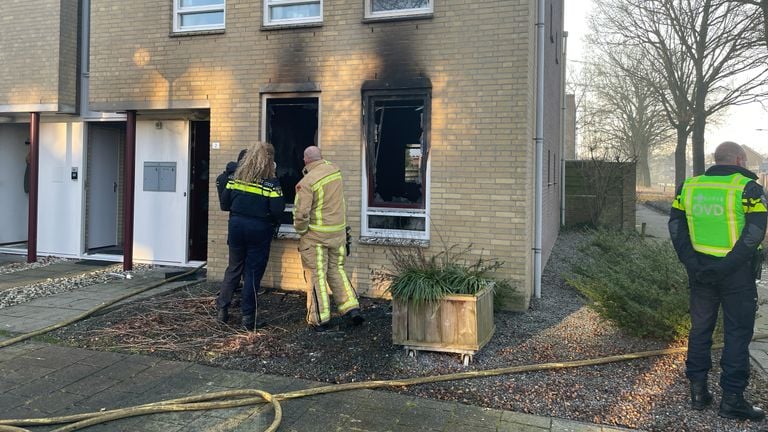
[170,29,225,38]
[261,22,323,31]
[359,236,429,248]
[275,231,301,240]
[362,13,433,24]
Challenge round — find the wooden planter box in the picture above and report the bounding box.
[392,287,495,364]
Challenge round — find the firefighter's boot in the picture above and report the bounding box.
[689,380,712,410]
[719,392,765,421]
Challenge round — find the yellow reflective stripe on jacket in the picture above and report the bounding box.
[226,180,282,197]
[308,171,345,233]
[308,223,346,233]
[744,197,768,213]
[311,171,342,191]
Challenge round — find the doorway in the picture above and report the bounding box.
[86,122,124,254]
[188,120,210,261]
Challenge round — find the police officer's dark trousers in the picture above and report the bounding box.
[686,259,758,393]
[217,226,246,312]
[223,214,273,319]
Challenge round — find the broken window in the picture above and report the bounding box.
[173,0,225,32]
[263,96,319,226]
[264,0,322,26]
[363,90,430,239]
[365,0,433,18]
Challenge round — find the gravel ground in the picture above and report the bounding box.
[0,261,154,309]
[49,230,768,432]
[0,255,65,276]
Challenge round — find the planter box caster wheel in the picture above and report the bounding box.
[462,354,472,366]
[406,349,417,358]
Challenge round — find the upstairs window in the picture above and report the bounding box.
[362,89,430,240]
[174,0,225,32]
[264,0,322,26]
[365,0,433,19]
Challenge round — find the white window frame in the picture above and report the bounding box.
[263,0,323,27]
[364,0,433,19]
[261,93,322,236]
[173,0,226,33]
[361,91,431,241]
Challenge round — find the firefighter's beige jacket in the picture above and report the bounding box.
[293,159,346,237]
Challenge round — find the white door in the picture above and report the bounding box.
[133,121,189,264]
[87,125,120,249]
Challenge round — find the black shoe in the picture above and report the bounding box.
[242,314,255,331]
[719,392,766,421]
[689,380,712,410]
[345,309,365,326]
[216,308,229,324]
[312,323,330,332]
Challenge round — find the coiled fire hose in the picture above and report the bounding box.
[0,265,767,431]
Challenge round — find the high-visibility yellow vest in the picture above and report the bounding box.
[674,173,752,257]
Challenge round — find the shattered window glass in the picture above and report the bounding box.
[368,98,426,208]
[363,90,430,238]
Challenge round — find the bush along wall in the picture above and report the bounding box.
[566,229,690,341]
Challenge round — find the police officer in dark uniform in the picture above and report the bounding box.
[669,141,766,421]
[215,149,247,324]
[219,143,284,330]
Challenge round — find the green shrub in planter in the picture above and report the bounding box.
[566,229,691,341]
[379,245,511,305]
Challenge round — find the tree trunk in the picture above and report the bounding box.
[691,100,707,176]
[636,142,651,187]
[674,126,689,186]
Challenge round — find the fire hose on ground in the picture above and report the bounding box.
[0,265,766,431]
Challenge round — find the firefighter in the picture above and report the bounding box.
[669,141,766,421]
[294,146,364,332]
[220,142,285,331]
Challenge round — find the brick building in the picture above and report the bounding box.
[0,0,565,310]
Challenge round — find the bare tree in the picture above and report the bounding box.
[730,0,768,47]
[580,47,673,187]
[593,0,768,185]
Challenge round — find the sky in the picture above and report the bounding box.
[564,2,768,155]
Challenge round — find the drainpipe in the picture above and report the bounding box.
[123,110,136,271]
[534,0,545,299]
[27,112,40,263]
[560,31,568,227]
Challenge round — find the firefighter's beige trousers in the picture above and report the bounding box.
[299,231,359,325]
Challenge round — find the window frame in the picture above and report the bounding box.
[260,92,322,236]
[263,0,323,27]
[173,0,226,33]
[361,89,431,241]
[364,0,433,20]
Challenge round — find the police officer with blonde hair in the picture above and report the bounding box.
[294,146,363,332]
[669,141,766,421]
[220,142,284,331]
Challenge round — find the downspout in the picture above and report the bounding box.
[560,31,568,227]
[80,0,90,117]
[534,0,545,299]
[123,111,136,271]
[27,113,40,263]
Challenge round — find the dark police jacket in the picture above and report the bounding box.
[221,177,285,227]
[216,161,239,211]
